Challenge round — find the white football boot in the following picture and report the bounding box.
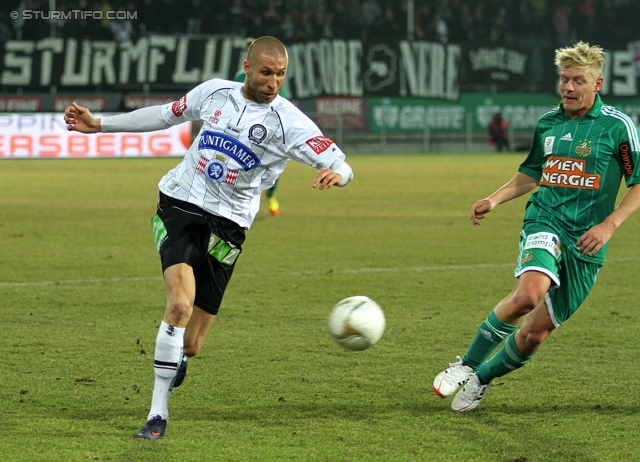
[432,356,474,398]
[451,374,489,412]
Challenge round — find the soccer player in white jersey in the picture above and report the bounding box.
[63,36,353,438]
[432,42,640,411]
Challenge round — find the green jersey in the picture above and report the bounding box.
[518,94,640,264]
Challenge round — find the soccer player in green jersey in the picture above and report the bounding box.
[235,37,287,216]
[433,41,640,411]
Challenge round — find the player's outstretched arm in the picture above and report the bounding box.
[471,172,538,226]
[64,102,101,133]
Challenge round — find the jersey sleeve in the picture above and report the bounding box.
[160,80,219,125]
[518,123,545,181]
[614,120,640,187]
[284,112,345,168]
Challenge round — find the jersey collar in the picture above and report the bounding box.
[556,93,603,119]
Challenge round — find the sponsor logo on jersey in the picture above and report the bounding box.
[575,139,592,157]
[619,141,634,178]
[209,110,223,125]
[198,131,261,171]
[524,233,561,260]
[226,123,242,137]
[560,132,573,141]
[306,136,334,155]
[544,136,555,155]
[205,159,228,182]
[540,157,600,190]
[248,124,267,144]
[172,95,187,117]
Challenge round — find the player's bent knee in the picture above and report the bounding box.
[509,290,545,315]
[518,327,550,350]
[165,298,193,323]
[183,336,205,357]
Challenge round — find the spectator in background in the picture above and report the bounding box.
[488,112,509,152]
[449,3,475,43]
[575,0,598,44]
[552,0,573,48]
[379,2,403,40]
[279,11,296,42]
[489,6,510,44]
[110,7,135,41]
[329,0,349,39]
[261,0,281,37]
[184,0,203,35]
[17,0,50,40]
[226,0,246,34]
[434,12,449,44]
[360,0,381,38]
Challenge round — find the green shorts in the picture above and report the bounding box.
[515,226,602,327]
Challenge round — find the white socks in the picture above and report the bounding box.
[148,321,185,421]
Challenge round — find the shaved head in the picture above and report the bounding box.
[243,36,288,104]
[246,36,288,65]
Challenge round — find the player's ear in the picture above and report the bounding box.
[594,76,603,92]
[243,60,250,76]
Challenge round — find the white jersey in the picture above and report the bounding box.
[157,79,346,228]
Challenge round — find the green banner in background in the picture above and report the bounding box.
[368,93,563,132]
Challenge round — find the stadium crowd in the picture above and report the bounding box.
[2,0,639,49]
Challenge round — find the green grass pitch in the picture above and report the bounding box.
[1,154,640,461]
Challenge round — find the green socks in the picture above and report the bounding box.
[462,310,518,369]
[476,333,535,384]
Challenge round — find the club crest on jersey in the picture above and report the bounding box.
[205,159,228,182]
[198,131,261,171]
[575,139,592,157]
[248,124,267,144]
[521,250,533,265]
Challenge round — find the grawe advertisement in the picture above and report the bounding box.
[368,94,562,132]
[0,113,192,158]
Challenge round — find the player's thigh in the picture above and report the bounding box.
[515,229,562,289]
[163,263,196,306]
[192,253,238,315]
[546,252,601,327]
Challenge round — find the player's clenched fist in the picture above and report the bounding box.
[64,102,101,133]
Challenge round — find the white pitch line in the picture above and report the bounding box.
[1,257,639,288]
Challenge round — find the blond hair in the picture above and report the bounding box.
[555,41,605,79]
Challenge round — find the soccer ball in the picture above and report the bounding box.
[328,296,385,351]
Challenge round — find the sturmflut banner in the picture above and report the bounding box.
[0,36,462,99]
